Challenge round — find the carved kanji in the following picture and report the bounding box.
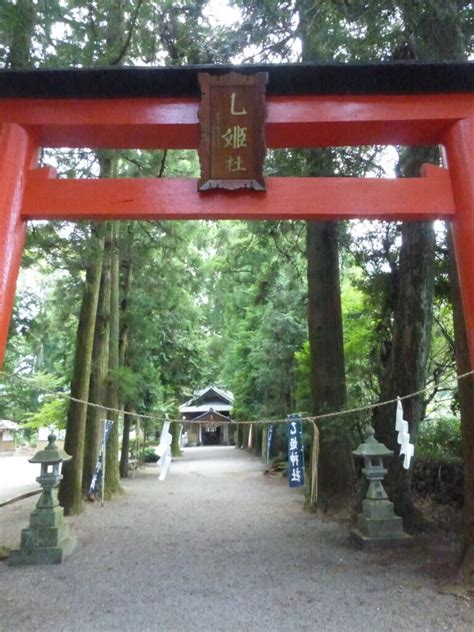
[198,72,268,191]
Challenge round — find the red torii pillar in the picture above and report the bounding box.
[0,124,36,365]
[444,118,474,365]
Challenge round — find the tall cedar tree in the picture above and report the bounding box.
[118,223,135,478]
[104,220,123,496]
[82,223,110,495]
[298,0,355,499]
[372,1,469,530]
[59,227,105,514]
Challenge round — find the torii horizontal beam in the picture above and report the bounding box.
[22,167,454,222]
[0,93,471,149]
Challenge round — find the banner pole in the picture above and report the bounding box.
[310,421,319,507]
[101,426,107,507]
[266,423,273,464]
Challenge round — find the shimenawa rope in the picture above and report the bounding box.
[1,368,473,426]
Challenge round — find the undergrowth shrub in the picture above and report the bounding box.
[416,417,462,462]
[139,447,159,463]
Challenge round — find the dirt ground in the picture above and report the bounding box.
[0,446,473,632]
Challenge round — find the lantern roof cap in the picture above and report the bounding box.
[29,432,72,464]
[353,427,393,458]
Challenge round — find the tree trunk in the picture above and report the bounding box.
[254,424,263,456]
[396,0,471,557]
[236,424,243,449]
[120,403,135,478]
[170,421,182,457]
[373,222,435,525]
[118,224,134,478]
[99,0,126,497]
[373,147,436,527]
[104,221,123,497]
[6,0,34,68]
[82,225,110,495]
[307,220,355,498]
[82,148,122,493]
[447,227,474,588]
[59,227,104,514]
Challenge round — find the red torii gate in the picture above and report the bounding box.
[0,62,473,369]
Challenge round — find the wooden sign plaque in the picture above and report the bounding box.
[198,72,268,191]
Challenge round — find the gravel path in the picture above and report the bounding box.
[0,455,38,503]
[0,446,472,632]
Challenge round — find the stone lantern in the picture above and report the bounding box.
[351,427,411,549]
[9,433,76,565]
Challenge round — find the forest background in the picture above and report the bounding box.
[0,0,473,584]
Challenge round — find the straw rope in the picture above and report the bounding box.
[1,368,473,426]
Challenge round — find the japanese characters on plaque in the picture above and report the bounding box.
[287,415,305,488]
[198,72,268,191]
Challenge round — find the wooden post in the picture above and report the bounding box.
[443,118,474,371]
[0,123,36,368]
[222,423,229,445]
[248,423,253,449]
[310,422,319,507]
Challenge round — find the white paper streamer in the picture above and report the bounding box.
[395,398,415,470]
[155,420,172,481]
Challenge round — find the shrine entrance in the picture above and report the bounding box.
[0,61,473,375]
[202,426,221,446]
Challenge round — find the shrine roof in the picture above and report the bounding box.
[191,409,232,423]
[0,61,472,99]
[180,401,232,414]
[179,385,234,414]
[0,419,19,431]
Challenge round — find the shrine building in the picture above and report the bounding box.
[179,385,236,446]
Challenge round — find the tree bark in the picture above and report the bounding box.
[99,0,126,497]
[447,227,474,588]
[170,421,182,457]
[120,403,135,478]
[372,146,437,527]
[307,220,355,497]
[236,424,243,449]
[59,227,104,514]
[104,221,123,496]
[82,150,117,497]
[118,223,134,478]
[254,424,263,456]
[296,4,356,502]
[82,224,110,495]
[373,222,435,525]
[6,0,34,68]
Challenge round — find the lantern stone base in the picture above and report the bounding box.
[351,499,412,549]
[9,505,76,565]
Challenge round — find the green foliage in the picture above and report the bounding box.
[295,268,377,415]
[203,220,307,420]
[139,448,159,463]
[23,397,68,431]
[295,341,311,413]
[416,417,462,461]
[0,371,65,423]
